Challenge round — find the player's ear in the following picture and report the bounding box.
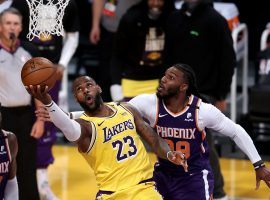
[97,85,102,93]
[180,83,188,92]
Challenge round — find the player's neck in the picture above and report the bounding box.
[164,94,189,113]
[85,104,114,118]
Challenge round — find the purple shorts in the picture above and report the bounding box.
[153,164,214,200]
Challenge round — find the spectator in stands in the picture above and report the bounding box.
[74,0,99,78]
[110,0,175,101]
[90,0,142,102]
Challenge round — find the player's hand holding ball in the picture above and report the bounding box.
[21,57,56,105]
[26,84,52,106]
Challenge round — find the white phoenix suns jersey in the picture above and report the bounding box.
[79,102,153,192]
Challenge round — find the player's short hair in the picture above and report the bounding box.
[72,75,97,93]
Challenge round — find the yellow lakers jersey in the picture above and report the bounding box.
[79,102,153,192]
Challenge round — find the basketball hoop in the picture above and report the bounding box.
[26,0,70,41]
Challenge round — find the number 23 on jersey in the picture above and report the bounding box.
[112,136,138,162]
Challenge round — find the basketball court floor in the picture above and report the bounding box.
[48,145,270,200]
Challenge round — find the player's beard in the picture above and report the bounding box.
[79,93,103,112]
[157,86,179,99]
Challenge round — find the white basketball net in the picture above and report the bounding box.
[26,0,70,41]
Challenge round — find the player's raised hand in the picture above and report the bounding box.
[25,85,52,105]
[167,151,188,172]
[255,165,270,190]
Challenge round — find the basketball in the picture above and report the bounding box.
[21,57,57,90]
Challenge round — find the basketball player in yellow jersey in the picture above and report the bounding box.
[26,76,187,200]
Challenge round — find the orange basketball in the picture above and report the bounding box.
[21,57,57,90]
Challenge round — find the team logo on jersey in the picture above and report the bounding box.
[158,113,168,118]
[98,120,105,126]
[156,126,196,139]
[103,119,135,143]
[185,112,193,122]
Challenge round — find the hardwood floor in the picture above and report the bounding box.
[49,145,270,200]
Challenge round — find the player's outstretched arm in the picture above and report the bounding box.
[123,102,187,168]
[35,108,85,121]
[27,85,93,153]
[202,103,270,189]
